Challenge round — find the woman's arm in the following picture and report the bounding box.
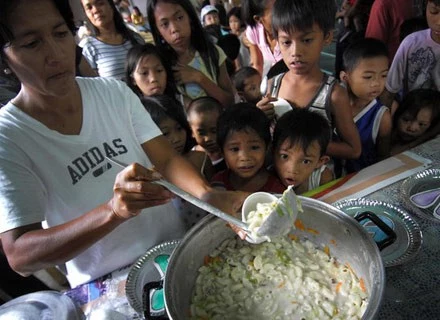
[143,136,247,215]
[327,84,362,159]
[1,164,172,276]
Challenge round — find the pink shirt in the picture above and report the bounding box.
[245,23,282,76]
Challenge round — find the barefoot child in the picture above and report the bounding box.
[211,103,285,193]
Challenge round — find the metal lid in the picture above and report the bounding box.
[125,240,180,316]
[0,291,84,320]
[334,198,423,267]
[401,168,440,222]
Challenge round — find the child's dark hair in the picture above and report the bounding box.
[342,38,389,73]
[273,108,331,156]
[147,0,219,80]
[217,103,271,149]
[217,34,241,76]
[393,89,440,128]
[140,95,195,153]
[124,43,177,98]
[241,0,270,27]
[272,0,336,38]
[232,67,260,92]
[227,7,244,27]
[187,96,223,117]
[399,16,429,42]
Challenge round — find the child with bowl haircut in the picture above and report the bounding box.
[340,38,392,173]
[257,0,361,165]
[232,66,262,104]
[187,97,226,173]
[211,103,285,193]
[272,108,334,195]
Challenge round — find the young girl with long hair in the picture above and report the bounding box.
[125,43,178,98]
[147,0,234,108]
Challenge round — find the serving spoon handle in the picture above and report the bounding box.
[105,157,249,231]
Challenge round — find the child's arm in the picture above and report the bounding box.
[173,63,234,108]
[327,84,362,159]
[376,108,392,161]
[379,88,396,109]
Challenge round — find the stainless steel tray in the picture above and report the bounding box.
[401,168,440,222]
[335,199,422,267]
[125,240,180,315]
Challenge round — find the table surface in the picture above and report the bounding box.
[66,136,440,320]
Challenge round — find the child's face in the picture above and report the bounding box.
[204,12,220,26]
[159,117,187,154]
[397,107,433,142]
[342,57,389,103]
[229,15,241,33]
[274,139,327,188]
[132,54,167,96]
[242,74,262,104]
[153,2,191,53]
[188,110,221,154]
[223,129,267,179]
[427,1,440,43]
[278,23,332,75]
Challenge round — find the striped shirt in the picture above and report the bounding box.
[79,33,144,80]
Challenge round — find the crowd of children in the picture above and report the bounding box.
[110,0,440,205]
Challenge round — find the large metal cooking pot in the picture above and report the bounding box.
[164,196,385,319]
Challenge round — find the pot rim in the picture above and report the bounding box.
[165,196,385,320]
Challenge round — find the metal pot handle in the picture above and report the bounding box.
[142,281,168,320]
[354,211,397,250]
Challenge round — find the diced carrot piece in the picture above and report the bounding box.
[306,228,319,235]
[360,278,366,292]
[335,281,342,293]
[294,219,305,231]
[330,239,337,246]
[288,234,298,241]
[324,245,330,256]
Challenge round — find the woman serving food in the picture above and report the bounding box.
[0,0,246,288]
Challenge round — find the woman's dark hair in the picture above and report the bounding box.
[140,95,195,153]
[216,103,270,149]
[342,38,388,73]
[232,66,260,92]
[241,0,269,27]
[82,0,139,45]
[272,0,336,38]
[0,0,76,65]
[125,43,177,98]
[273,108,331,156]
[147,0,219,80]
[393,89,440,128]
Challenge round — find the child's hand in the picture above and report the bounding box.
[172,63,202,85]
[256,96,277,120]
